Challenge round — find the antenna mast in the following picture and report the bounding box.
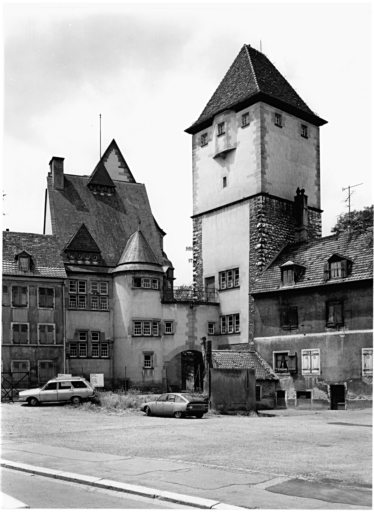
[99,114,102,158]
[342,182,363,231]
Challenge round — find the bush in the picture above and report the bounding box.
[87,389,154,413]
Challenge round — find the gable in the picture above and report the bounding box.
[88,162,116,189]
[101,140,135,183]
[65,224,101,253]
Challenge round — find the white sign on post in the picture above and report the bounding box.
[90,374,104,387]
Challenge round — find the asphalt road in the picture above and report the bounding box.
[1,402,372,488]
[1,468,197,509]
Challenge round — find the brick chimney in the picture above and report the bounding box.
[49,157,65,190]
[294,187,308,242]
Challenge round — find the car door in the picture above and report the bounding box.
[39,382,58,402]
[58,381,74,402]
[163,394,176,417]
[153,394,168,416]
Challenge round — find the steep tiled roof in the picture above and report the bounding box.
[2,232,66,278]
[251,230,373,294]
[116,228,161,269]
[101,139,135,183]
[87,161,116,188]
[48,175,164,268]
[186,44,326,133]
[212,349,278,381]
[65,223,101,253]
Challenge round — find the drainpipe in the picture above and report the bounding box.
[62,281,66,373]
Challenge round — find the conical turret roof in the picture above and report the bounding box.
[186,44,327,134]
[115,228,162,272]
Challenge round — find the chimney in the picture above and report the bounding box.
[294,187,308,242]
[49,157,65,190]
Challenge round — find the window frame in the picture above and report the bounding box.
[281,306,298,330]
[132,320,160,337]
[301,124,308,139]
[217,122,225,136]
[326,301,344,328]
[92,342,100,358]
[301,349,321,376]
[362,348,373,376]
[274,112,282,127]
[143,353,154,369]
[164,321,174,335]
[220,314,240,334]
[37,323,56,345]
[11,285,29,308]
[273,350,290,374]
[100,343,109,358]
[223,176,227,188]
[11,323,29,345]
[241,112,249,127]
[208,322,215,335]
[38,287,55,309]
[69,343,78,357]
[219,268,240,290]
[200,133,208,147]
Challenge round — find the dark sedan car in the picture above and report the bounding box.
[140,393,208,418]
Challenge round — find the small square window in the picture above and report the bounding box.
[242,113,249,127]
[91,332,100,342]
[282,306,298,330]
[99,282,108,295]
[100,296,108,310]
[152,322,159,336]
[101,343,109,358]
[165,321,173,334]
[144,354,153,368]
[70,343,77,357]
[91,281,99,294]
[274,352,289,373]
[133,277,142,288]
[152,279,159,289]
[223,177,227,188]
[92,343,99,357]
[19,256,30,272]
[69,295,77,309]
[275,113,282,127]
[326,302,343,328]
[91,296,99,310]
[69,281,77,293]
[142,278,151,288]
[38,287,54,308]
[78,296,86,309]
[217,122,225,136]
[201,133,208,146]
[362,348,373,376]
[301,125,308,138]
[79,343,87,357]
[143,321,151,335]
[79,332,88,342]
[133,321,142,336]
[208,322,215,335]
[78,281,86,294]
[12,286,28,307]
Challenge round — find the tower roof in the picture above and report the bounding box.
[116,228,162,271]
[185,44,327,134]
[87,161,116,189]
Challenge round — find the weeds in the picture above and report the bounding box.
[81,389,154,414]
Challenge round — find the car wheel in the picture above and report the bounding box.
[71,396,81,406]
[28,397,38,407]
[195,413,204,419]
[174,411,184,419]
[145,406,152,416]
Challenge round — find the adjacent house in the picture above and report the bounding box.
[2,232,66,393]
[251,229,373,409]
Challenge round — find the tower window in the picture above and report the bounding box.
[223,177,227,188]
[301,125,308,138]
[242,113,249,127]
[201,133,208,146]
[217,122,225,136]
[274,113,282,127]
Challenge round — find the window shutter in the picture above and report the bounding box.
[323,262,330,281]
[288,353,297,373]
[21,324,28,343]
[302,351,311,372]
[46,288,54,308]
[341,259,347,278]
[39,288,45,307]
[13,324,20,344]
[12,286,19,305]
[21,287,28,306]
[311,350,320,374]
[282,307,290,328]
[47,325,54,344]
[335,303,343,325]
[290,307,298,329]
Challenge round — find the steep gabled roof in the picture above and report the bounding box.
[212,349,279,381]
[2,231,66,278]
[251,230,373,294]
[87,161,116,188]
[101,139,136,183]
[185,44,327,134]
[117,228,161,267]
[64,223,101,253]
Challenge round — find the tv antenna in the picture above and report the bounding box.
[342,183,363,231]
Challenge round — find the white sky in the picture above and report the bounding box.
[2,1,372,285]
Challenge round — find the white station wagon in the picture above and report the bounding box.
[18,376,95,406]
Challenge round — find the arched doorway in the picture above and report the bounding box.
[164,345,204,393]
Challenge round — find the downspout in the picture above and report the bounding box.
[63,280,66,373]
[43,189,47,234]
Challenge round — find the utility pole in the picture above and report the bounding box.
[342,183,363,231]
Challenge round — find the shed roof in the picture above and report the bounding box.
[212,349,278,381]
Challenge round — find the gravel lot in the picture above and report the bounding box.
[1,402,372,488]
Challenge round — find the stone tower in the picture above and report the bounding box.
[185,44,327,344]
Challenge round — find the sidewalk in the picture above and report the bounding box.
[1,441,371,509]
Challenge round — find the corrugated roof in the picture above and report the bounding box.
[186,44,326,133]
[48,174,164,268]
[2,232,67,278]
[212,349,278,381]
[251,230,373,294]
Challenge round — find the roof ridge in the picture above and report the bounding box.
[244,44,259,92]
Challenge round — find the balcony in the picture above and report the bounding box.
[163,286,219,304]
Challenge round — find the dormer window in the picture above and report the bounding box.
[16,251,32,272]
[281,261,305,286]
[325,254,352,280]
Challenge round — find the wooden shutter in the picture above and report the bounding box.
[323,262,330,281]
[47,325,54,344]
[302,351,311,373]
[282,307,290,328]
[12,286,19,306]
[21,287,28,306]
[335,303,343,325]
[311,350,320,374]
[12,324,21,344]
[21,324,28,343]
[39,288,46,307]
[290,307,298,329]
[341,260,347,278]
[39,325,46,344]
[288,353,297,373]
[46,289,54,308]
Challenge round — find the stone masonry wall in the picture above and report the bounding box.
[248,194,322,341]
[193,216,203,288]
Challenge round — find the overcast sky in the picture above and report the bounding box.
[2,1,372,285]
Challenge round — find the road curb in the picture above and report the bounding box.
[1,459,249,510]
